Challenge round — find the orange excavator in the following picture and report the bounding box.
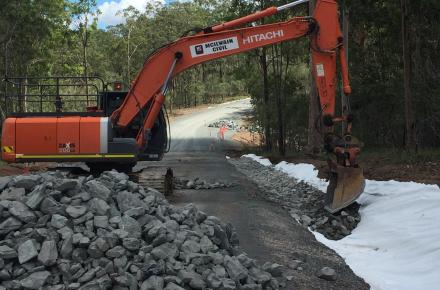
[1,0,364,213]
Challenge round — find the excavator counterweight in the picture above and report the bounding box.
[1,0,364,212]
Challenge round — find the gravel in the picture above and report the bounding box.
[174,178,233,190]
[0,170,285,289]
[208,120,240,130]
[228,157,361,240]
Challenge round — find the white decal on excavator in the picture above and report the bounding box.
[243,30,284,45]
[316,64,325,77]
[190,37,239,58]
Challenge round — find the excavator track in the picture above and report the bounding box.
[129,171,166,193]
[45,164,173,195]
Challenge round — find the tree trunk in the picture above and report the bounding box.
[259,0,272,152]
[260,47,272,152]
[82,8,89,100]
[272,45,285,156]
[401,0,417,151]
[341,5,349,135]
[127,28,131,85]
[307,0,321,154]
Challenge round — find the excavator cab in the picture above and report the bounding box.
[1,76,168,172]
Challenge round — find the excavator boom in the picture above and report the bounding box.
[1,0,365,212]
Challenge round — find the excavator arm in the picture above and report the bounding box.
[111,16,314,145]
[112,0,346,143]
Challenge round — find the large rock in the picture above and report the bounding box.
[38,240,58,266]
[0,176,12,191]
[78,274,112,289]
[104,171,129,182]
[40,197,63,214]
[60,236,73,258]
[0,217,22,234]
[181,239,201,254]
[66,205,88,218]
[88,198,110,215]
[94,216,109,228]
[177,270,205,289]
[200,235,215,253]
[25,184,46,209]
[20,271,51,289]
[151,243,178,260]
[106,246,126,258]
[0,187,25,201]
[8,201,36,223]
[318,266,337,281]
[263,262,284,277]
[14,175,41,191]
[122,238,141,251]
[18,239,38,264]
[249,267,271,284]
[212,224,231,251]
[85,180,111,201]
[164,282,185,290]
[120,215,141,238]
[0,245,17,259]
[141,275,164,290]
[224,256,248,281]
[51,214,68,229]
[56,179,78,192]
[116,191,143,213]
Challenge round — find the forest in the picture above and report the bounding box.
[0,0,439,155]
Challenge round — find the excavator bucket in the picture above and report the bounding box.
[325,165,365,213]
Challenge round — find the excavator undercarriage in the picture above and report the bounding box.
[1,0,365,213]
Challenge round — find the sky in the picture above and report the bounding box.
[95,0,175,28]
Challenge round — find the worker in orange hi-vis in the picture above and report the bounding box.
[219,125,228,140]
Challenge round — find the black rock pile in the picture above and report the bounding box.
[174,178,233,190]
[0,171,283,289]
[208,120,239,131]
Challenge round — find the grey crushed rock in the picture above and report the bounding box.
[38,240,58,266]
[18,240,38,264]
[0,187,25,201]
[85,180,111,201]
[13,175,41,191]
[25,185,46,209]
[51,214,68,229]
[56,179,78,192]
[8,201,36,223]
[20,270,51,289]
[66,205,88,218]
[40,196,63,214]
[0,176,12,191]
[228,156,362,240]
[0,245,17,259]
[88,198,110,215]
[0,170,286,289]
[93,215,108,228]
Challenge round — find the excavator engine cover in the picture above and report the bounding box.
[325,165,365,213]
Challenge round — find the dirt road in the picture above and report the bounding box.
[135,100,369,289]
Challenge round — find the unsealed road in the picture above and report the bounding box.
[136,99,369,289]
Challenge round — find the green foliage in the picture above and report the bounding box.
[0,0,439,152]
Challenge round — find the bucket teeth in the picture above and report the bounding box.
[325,165,365,213]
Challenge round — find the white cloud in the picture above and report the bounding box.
[97,0,165,27]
